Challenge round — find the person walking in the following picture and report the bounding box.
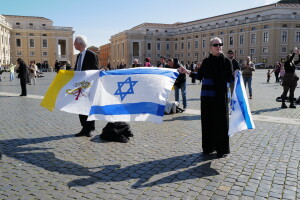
[241,56,255,99]
[16,58,28,96]
[180,37,234,158]
[74,35,99,137]
[280,47,300,109]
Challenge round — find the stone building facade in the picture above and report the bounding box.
[99,43,111,68]
[110,3,300,67]
[2,15,74,68]
[0,15,12,65]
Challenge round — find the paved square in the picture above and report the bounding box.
[1,69,300,199]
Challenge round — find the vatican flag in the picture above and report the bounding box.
[88,67,178,123]
[40,70,100,115]
[228,70,255,136]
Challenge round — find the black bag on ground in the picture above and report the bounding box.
[100,122,133,143]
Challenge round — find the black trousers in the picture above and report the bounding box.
[20,79,27,95]
[79,114,95,132]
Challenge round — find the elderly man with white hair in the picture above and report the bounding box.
[74,35,99,137]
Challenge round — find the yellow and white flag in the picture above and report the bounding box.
[40,70,100,115]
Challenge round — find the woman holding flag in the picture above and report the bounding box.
[180,37,234,158]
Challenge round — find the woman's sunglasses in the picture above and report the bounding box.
[212,43,223,47]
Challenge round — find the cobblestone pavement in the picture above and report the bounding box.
[1,69,300,200]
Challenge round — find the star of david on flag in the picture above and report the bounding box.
[114,77,138,101]
[228,70,255,136]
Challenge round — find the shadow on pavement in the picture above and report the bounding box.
[252,107,281,114]
[68,152,218,188]
[164,115,201,121]
[0,135,218,189]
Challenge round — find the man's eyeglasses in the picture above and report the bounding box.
[212,43,223,47]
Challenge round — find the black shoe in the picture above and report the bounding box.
[289,104,296,108]
[75,129,94,137]
[20,94,27,96]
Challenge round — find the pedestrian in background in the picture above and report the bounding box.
[166,58,187,110]
[28,60,37,85]
[227,50,240,96]
[267,70,271,83]
[9,63,15,81]
[16,58,28,96]
[241,56,255,99]
[280,47,300,109]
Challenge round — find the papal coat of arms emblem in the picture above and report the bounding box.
[66,81,91,100]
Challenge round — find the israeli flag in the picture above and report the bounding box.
[88,67,179,123]
[228,70,255,136]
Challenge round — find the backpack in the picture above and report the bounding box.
[100,122,133,143]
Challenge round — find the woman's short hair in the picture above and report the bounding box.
[133,59,138,63]
[74,35,88,48]
[209,37,222,46]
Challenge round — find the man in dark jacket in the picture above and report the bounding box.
[74,35,99,137]
[166,58,187,110]
[227,50,240,96]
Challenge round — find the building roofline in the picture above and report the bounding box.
[2,14,51,21]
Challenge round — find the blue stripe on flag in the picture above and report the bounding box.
[235,72,254,129]
[89,102,165,116]
[100,68,178,79]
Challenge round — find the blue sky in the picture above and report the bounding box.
[1,0,278,47]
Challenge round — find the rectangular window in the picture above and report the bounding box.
[157,54,161,58]
[251,34,256,44]
[29,23,33,28]
[181,42,184,50]
[156,43,161,51]
[16,39,21,47]
[262,47,268,54]
[29,51,35,56]
[195,41,199,49]
[202,40,206,48]
[239,49,244,55]
[29,33,34,36]
[263,32,269,43]
[229,36,234,45]
[166,43,170,51]
[16,51,22,56]
[133,42,139,57]
[42,39,48,48]
[296,32,300,42]
[29,39,35,48]
[175,43,178,50]
[187,42,191,49]
[147,54,151,58]
[42,51,48,56]
[147,43,151,50]
[239,35,244,45]
[250,48,255,55]
[281,47,287,53]
[281,31,287,42]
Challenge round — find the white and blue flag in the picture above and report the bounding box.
[228,71,255,136]
[88,67,179,123]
